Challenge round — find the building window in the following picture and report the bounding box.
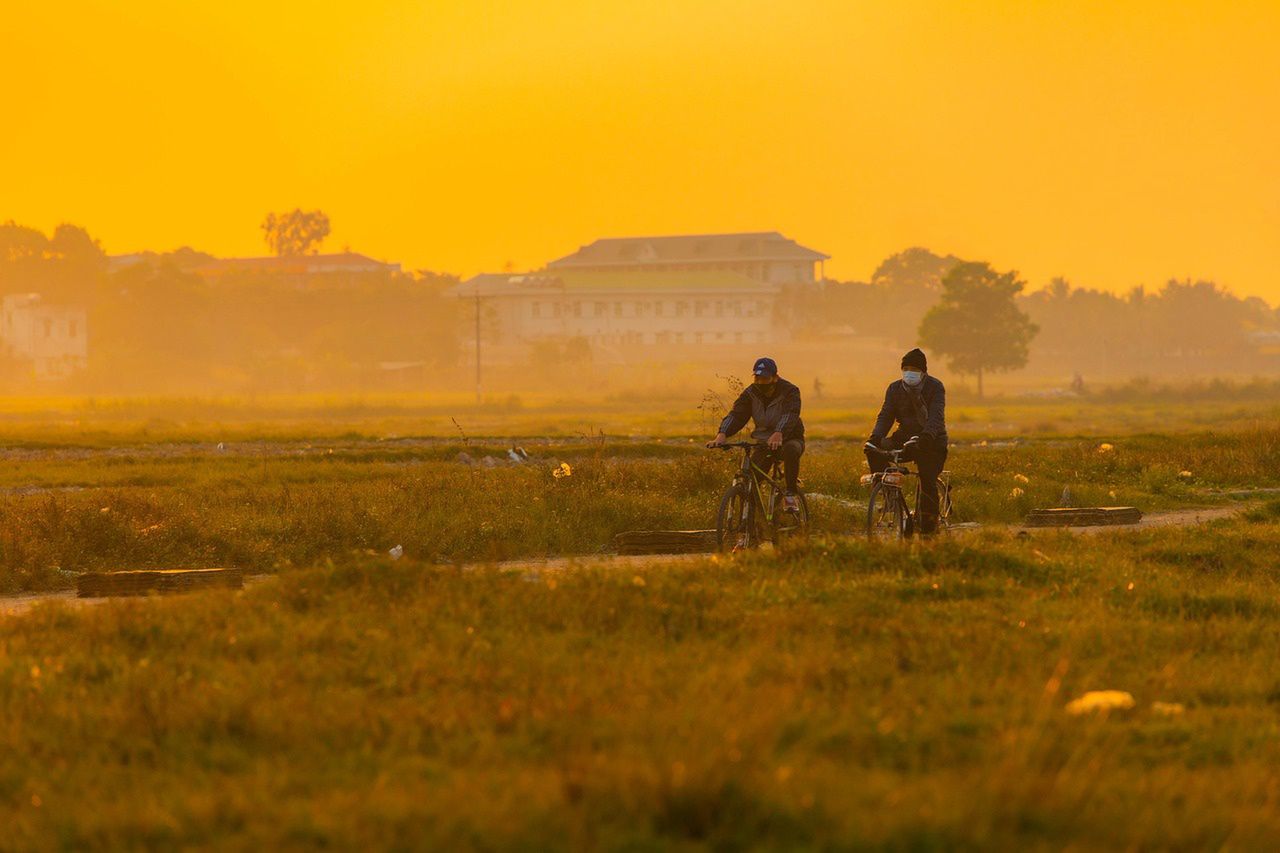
[695,332,704,344]
[714,302,724,318]
[69,321,78,338]
[675,332,684,344]
[572,302,582,318]
[532,302,542,318]
[43,319,51,337]
[595,302,607,317]
[734,332,742,344]
[676,301,688,317]
[695,301,707,317]
[655,302,664,317]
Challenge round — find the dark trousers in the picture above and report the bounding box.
[752,438,804,493]
[866,433,948,530]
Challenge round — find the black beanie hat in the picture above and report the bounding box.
[901,348,927,371]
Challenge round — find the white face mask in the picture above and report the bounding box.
[902,370,924,387]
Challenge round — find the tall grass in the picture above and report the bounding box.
[4,520,1280,847]
[3,429,1280,592]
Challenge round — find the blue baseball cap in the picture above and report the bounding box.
[752,357,778,376]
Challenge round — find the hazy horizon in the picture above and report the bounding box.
[5,1,1278,298]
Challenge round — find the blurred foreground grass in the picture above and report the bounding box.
[5,517,1280,848]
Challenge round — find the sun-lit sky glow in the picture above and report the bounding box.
[5,1,1278,295]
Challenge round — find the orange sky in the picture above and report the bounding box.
[5,1,1279,297]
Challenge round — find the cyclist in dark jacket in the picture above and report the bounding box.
[707,357,804,510]
[865,348,948,533]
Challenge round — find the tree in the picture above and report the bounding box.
[261,209,331,256]
[870,247,965,345]
[49,223,106,272]
[1022,277,1135,374]
[0,221,49,262]
[918,261,1038,397]
[1148,279,1252,364]
[871,246,963,293]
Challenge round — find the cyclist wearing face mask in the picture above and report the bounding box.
[706,357,805,511]
[865,348,948,534]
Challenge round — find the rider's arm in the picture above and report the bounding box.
[718,388,752,438]
[924,381,946,442]
[774,383,801,436]
[869,384,896,444]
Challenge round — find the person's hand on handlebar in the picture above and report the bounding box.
[903,435,920,450]
[767,431,784,450]
[706,432,727,449]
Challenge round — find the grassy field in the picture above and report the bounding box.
[3,394,1280,847]
[0,389,1276,444]
[0,424,1278,593]
[6,516,1280,848]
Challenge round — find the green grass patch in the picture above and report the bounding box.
[5,521,1280,847]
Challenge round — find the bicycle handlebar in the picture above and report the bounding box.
[710,441,766,450]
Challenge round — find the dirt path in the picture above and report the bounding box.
[1010,505,1244,536]
[0,504,1251,619]
[0,575,272,619]
[0,590,94,618]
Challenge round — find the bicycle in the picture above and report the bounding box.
[710,441,809,551]
[862,442,953,540]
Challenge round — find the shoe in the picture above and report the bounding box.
[783,493,799,513]
[918,512,939,536]
[733,533,748,552]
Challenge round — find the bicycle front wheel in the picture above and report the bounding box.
[866,482,906,540]
[716,484,757,551]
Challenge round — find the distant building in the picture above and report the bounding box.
[547,231,828,284]
[1,294,88,380]
[187,252,401,279]
[450,232,828,363]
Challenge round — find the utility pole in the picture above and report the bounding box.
[474,289,482,404]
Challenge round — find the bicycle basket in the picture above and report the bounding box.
[859,473,876,486]
[881,471,905,486]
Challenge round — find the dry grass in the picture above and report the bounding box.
[1,422,1278,593]
[2,400,1278,847]
[4,518,1280,848]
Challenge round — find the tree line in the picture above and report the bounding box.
[3,218,1274,393]
[0,220,459,392]
[792,247,1278,387]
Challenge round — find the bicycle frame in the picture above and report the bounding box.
[711,440,808,551]
[865,444,952,536]
[728,442,788,528]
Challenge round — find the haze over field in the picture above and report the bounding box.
[10,6,1280,848]
[5,1,1279,297]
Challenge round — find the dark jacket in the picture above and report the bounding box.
[719,377,804,442]
[870,375,947,444]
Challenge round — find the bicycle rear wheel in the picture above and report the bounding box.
[716,484,758,551]
[866,482,907,540]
